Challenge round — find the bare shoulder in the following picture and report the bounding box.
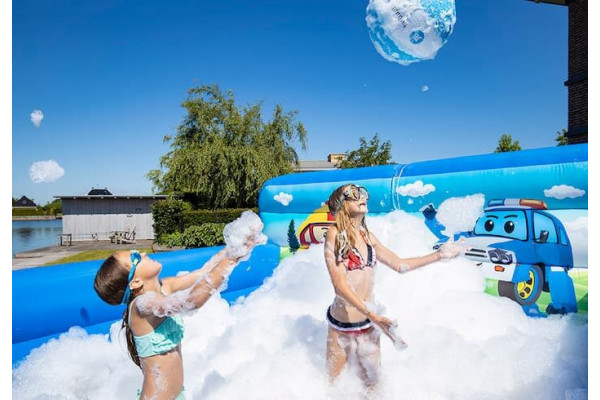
[326,224,338,239]
[366,230,381,246]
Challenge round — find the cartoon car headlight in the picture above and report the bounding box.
[488,249,513,264]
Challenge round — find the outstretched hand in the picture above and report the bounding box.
[370,313,395,342]
[223,210,268,261]
[438,237,468,259]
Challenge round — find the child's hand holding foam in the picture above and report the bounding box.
[223,210,268,262]
[438,237,467,260]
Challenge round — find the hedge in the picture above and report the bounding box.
[12,208,51,216]
[182,208,258,226]
[158,223,226,248]
[151,199,193,237]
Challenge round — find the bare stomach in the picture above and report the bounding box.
[331,269,374,323]
[139,346,184,398]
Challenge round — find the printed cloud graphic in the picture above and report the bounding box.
[30,110,44,128]
[543,185,585,199]
[274,192,293,206]
[29,160,65,183]
[421,85,429,92]
[396,180,435,197]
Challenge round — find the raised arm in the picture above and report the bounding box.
[160,248,228,294]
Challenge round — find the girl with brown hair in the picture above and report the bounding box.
[94,212,265,399]
[323,184,464,390]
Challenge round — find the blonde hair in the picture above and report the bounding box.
[327,185,371,260]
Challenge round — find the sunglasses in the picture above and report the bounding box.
[121,250,142,304]
[343,185,369,202]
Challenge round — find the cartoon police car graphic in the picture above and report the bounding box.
[422,198,578,316]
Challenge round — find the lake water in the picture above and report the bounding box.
[12,219,63,257]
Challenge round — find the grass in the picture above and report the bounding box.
[42,248,154,266]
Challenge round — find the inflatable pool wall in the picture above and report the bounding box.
[12,144,588,366]
[12,244,280,365]
[260,144,588,316]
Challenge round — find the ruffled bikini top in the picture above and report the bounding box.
[128,297,184,358]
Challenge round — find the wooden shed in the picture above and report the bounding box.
[55,193,168,241]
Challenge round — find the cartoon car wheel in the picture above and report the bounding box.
[498,264,544,306]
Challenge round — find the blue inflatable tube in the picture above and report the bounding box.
[12,243,280,365]
[258,144,588,318]
[259,144,587,246]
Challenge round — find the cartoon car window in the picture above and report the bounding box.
[559,227,569,246]
[474,210,528,241]
[533,212,558,243]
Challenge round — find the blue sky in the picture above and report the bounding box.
[12,0,572,205]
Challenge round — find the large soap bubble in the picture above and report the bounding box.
[366,0,456,66]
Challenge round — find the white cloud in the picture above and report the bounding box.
[421,85,429,92]
[543,185,586,199]
[274,192,293,206]
[29,160,65,183]
[396,180,435,197]
[30,110,44,128]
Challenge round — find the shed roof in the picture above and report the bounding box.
[54,195,169,200]
[87,188,113,195]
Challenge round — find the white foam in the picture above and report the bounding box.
[436,194,485,236]
[224,210,268,261]
[12,210,587,399]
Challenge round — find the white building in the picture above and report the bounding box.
[55,188,167,241]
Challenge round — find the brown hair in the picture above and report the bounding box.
[93,254,141,368]
[327,184,371,260]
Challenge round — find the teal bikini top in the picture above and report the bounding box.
[129,298,185,358]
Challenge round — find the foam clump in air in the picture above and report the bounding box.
[436,194,485,236]
[223,210,268,261]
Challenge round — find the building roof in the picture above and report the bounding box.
[295,160,338,172]
[54,195,169,200]
[14,196,37,207]
[87,187,113,195]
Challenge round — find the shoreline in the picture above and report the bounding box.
[13,216,62,221]
[12,239,156,270]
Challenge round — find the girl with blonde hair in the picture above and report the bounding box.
[323,184,463,389]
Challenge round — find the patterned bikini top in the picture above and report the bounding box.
[340,230,377,271]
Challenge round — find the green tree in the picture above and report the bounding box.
[12,197,17,206]
[339,133,393,168]
[147,84,307,209]
[555,128,568,146]
[42,199,62,215]
[287,219,301,253]
[494,134,522,153]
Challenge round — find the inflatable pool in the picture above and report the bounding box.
[12,144,588,367]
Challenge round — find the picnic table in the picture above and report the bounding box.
[56,233,72,246]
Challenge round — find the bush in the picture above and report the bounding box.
[151,199,193,237]
[160,232,185,248]
[181,223,226,248]
[182,208,258,226]
[12,208,48,216]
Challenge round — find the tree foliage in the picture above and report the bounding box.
[339,133,393,168]
[147,84,307,209]
[494,134,522,153]
[287,219,300,253]
[555,128,568,146]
